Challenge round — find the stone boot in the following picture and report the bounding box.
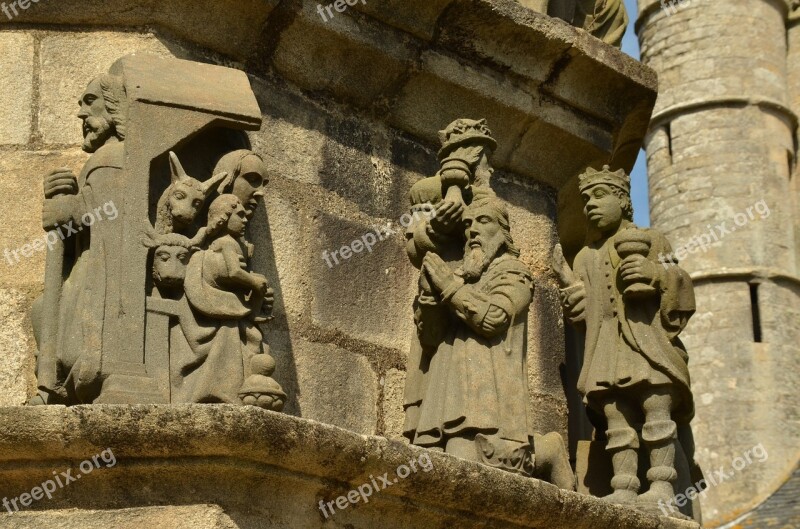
[602,427,640,505]
[637,420,679,512]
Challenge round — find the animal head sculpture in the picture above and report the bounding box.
[155,152,228,235]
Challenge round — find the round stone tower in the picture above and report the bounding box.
[637,0,800,525]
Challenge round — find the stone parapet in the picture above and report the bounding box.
[0,405,700,529]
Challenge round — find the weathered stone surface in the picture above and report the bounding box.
[38,32,175,145]
[0,0,277,61]
[310,210,417,353]
[381,368,407,441]
[1,506,239,529]
[0,288,36,406]
[0,405,701,529]
[0,32,34,145]
[4,0,657,192]
[292,339,379,435]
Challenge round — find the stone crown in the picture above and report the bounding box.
[438,118,498,160]
[578,165,630,194]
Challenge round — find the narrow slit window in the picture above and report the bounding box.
[749,283,762,343]
[665,123,673,165]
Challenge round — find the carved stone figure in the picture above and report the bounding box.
[553,166,700,517]
[30,73,128,405]
[516,0,628,48]
[155,152,227,236]
[404,119,573,490]
[29,54,286,409]
[170,193,282,408]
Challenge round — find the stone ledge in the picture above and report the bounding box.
[0,405,699,529]
[0,0,656,190]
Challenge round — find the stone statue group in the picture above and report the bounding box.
[28,64,700,520]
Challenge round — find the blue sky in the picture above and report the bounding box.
[620,0,650,226]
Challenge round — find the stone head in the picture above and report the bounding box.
[578,165,633,234]
[462,197,519,281]
[214,150,267,218]
[78,74,126,153]
[207,194,248,239]
[156,152,228,235]
[143,232,197,290]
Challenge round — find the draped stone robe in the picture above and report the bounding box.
[403,253,535,448]
[52,141,126,400]
[560,228,696,423]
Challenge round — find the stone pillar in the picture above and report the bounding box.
[637,0,800,525]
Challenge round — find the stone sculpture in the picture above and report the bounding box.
[403,119,573,490]
[30,73,128,405]
[29,54,285,410]
[553,166,701,517]
[516,0,628,47]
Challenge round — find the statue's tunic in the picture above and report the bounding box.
[575,0,628,47]
[561,228,696,422]
[404,254,534,447]
[176,235,261,404]
[56,141,126,397]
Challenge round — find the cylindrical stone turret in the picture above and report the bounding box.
[637,0,800,525]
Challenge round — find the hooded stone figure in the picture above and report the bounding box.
[554,165,701,516]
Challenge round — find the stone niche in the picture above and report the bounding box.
[0,0,675,527]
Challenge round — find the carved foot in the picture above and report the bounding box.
[601,489,638,505]
[27,394,47,406]
[636,481,690,519]
[26,387,67,406]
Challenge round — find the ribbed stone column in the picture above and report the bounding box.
[637,0,800,525]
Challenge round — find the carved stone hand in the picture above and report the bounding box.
[43,168,78,199]
[619,254,662,289]
[429,200,464,235]
[422,253,457,293]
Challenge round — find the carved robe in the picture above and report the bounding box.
[175,236,261,403]
[574,0,628,47]
[560,228,696,422]
[51,141,126,400]
[403,254,534,448]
